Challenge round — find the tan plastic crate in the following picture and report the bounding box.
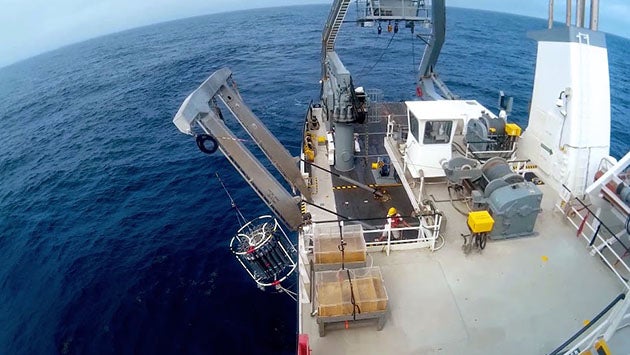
[316,281,352,317]
[315,267,388,318]
[354,277,388,313]
[313,224,367,265]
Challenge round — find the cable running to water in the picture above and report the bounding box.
[357,31,397,78]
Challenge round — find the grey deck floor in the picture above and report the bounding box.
[301,182,625,354]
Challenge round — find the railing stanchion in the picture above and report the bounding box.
[588,224,602,247]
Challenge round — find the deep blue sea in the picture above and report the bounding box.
[0,4,628,354]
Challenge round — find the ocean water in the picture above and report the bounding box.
[0,4,628,354]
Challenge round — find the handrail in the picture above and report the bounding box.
[355,0,430,20]
[548,293,626,355]
[363,214,442,254]
[322,0,350,50]
[562,184,630,253]
[310,211,441,224]
[558,184,630,289]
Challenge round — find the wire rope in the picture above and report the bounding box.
[215,172,248,227]
[357,31,397,78]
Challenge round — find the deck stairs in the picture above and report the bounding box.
[323,0,351,52]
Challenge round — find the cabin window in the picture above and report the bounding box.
[423,120,452,144]
[409,113,420,142]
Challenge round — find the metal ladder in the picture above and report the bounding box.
[323,0,351,52]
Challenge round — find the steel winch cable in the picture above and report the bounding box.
[357,31,397,79]
[347,269,361,321]
[336,220,360,321]
[215,172,247,228]
[337,220,347,270]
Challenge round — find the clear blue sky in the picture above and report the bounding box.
[1,0,628,68]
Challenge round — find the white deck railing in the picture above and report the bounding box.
[557,190,630,290]
[363,214,443,255]
[301,215,443,256]
[550,154,630,352]
[355,0,430,21]
[465,142,517,160]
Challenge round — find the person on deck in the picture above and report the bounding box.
[377,207,411,241]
